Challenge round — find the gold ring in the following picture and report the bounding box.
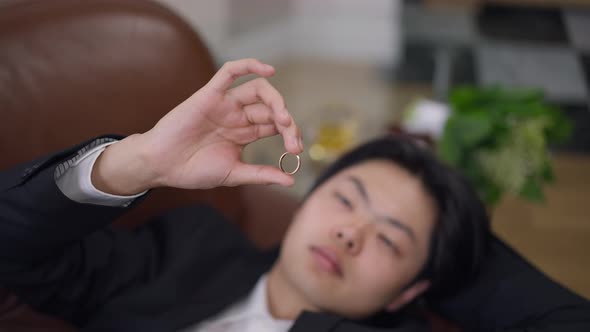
[279,152,301,175]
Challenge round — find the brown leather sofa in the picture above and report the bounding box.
[0,0,298,330]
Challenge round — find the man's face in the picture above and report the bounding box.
[276,160,436,318]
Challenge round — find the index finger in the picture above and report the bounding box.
[208,59,275,92]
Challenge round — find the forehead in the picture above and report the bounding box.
[329,160,425,195]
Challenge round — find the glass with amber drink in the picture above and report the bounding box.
[308,104,359,165]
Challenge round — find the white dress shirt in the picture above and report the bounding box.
[55,140,294,332]
[55,141,146,206]
[183,275,293,332]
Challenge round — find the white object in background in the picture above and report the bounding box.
[401,99,451,139]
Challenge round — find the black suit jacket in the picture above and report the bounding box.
[1,137,589,332]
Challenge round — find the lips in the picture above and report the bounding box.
[310,246,343,278]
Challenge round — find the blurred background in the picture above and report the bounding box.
[155,0,590,299]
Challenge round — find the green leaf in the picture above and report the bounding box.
[449,86,480,112]
[519,178,545,203]
[544,106,573,144]
[505,89,544,105]
[437,129,461,165]
[542,162,555,182]
[479,180,503,206]
[446,111,493,148]
[512,101,549,118]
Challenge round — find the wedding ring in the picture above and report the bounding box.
[279,152,301,175]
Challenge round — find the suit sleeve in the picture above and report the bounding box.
[433,236,590,332]
[0,136,152,323]
[0,136,134,261]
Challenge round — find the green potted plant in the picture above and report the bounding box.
[437,87,572,207]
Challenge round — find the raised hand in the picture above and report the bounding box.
[92,59,304,195]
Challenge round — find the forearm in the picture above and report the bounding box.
[91,133,162,196]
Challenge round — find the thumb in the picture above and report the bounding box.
[227,163,295,187]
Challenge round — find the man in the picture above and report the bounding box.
[1,59,589,332]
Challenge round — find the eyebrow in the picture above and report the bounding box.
[346,175,417,243]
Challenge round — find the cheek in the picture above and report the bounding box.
[353,246,406,297]
[289,204,334,240]
[281,206,331,261]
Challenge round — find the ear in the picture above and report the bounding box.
[385,280,430,312]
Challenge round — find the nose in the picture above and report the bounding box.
[332,221,368,255]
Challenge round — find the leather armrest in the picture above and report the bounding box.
[240,185,301,249]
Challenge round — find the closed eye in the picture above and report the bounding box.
[333,191,354,210]
[378,234,402,257]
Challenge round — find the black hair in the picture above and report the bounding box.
[306,134,490,300]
